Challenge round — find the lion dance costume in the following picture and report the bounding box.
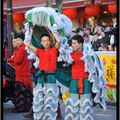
[24,7,107,120]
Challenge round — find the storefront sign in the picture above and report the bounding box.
[96,51,116,103]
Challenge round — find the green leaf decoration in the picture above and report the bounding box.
[50,15,55,26]
[57,29,65,37]
[27,13,32,22]
[106,89,112,95]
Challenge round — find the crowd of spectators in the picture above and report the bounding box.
[3,15,117,60]
[69,15,117,52]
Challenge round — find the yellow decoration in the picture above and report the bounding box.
[62,91,69,102]
[88,16,95,32]
[14,23,20,31]
[98,55,116,86]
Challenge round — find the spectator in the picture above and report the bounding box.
[83,33,92,49]
[19,24,26,34]
[92,33,100,51]
[17,24,25,41]
[102,35,110,45]
[111,14,117,28]
[110,14,117,50]
[76,27,84,37]
[108,45,114,51]
[98,43,108,51]
[101,31,105,37]
[97,26,103,39]
[83,27,93,43]
[93,23,99,34]
[97,26,110,47]
[101,21,107,31]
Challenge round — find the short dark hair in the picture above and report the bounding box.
[72,35,84,44]
[76,28,83,33]
[41,33,50,40]
[83,33,89,38]
[13,31,25,40]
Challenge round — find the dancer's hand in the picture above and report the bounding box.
[26,40,37,53]
[52,32,61,49]
[26,40,32,47]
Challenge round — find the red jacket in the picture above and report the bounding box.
[8,43,32,79]
[71,51,89,79]
[71,51,89,94]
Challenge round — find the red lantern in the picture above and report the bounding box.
[85,4,100,17]
[108,4,116,14]
[13,13,25,23]
[62,8,77,19]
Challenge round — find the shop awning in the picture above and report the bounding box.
[3,0,116,14]
[3,0,91,13]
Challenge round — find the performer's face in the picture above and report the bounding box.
[12,38,22,49]
[41,36,51,49]
[72,39,82,51]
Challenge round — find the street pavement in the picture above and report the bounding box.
[3,101,116,120]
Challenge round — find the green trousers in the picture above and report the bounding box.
[37,71,56,85]
[69,78,91,94]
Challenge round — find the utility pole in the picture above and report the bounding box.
[6,0,13,57]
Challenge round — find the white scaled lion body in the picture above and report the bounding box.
[24,22,39,69]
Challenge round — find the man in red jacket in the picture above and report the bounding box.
[7,32,33,92]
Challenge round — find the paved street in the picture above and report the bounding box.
[3,101,116,120]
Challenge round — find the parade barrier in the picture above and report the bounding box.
[95,51,116,103]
